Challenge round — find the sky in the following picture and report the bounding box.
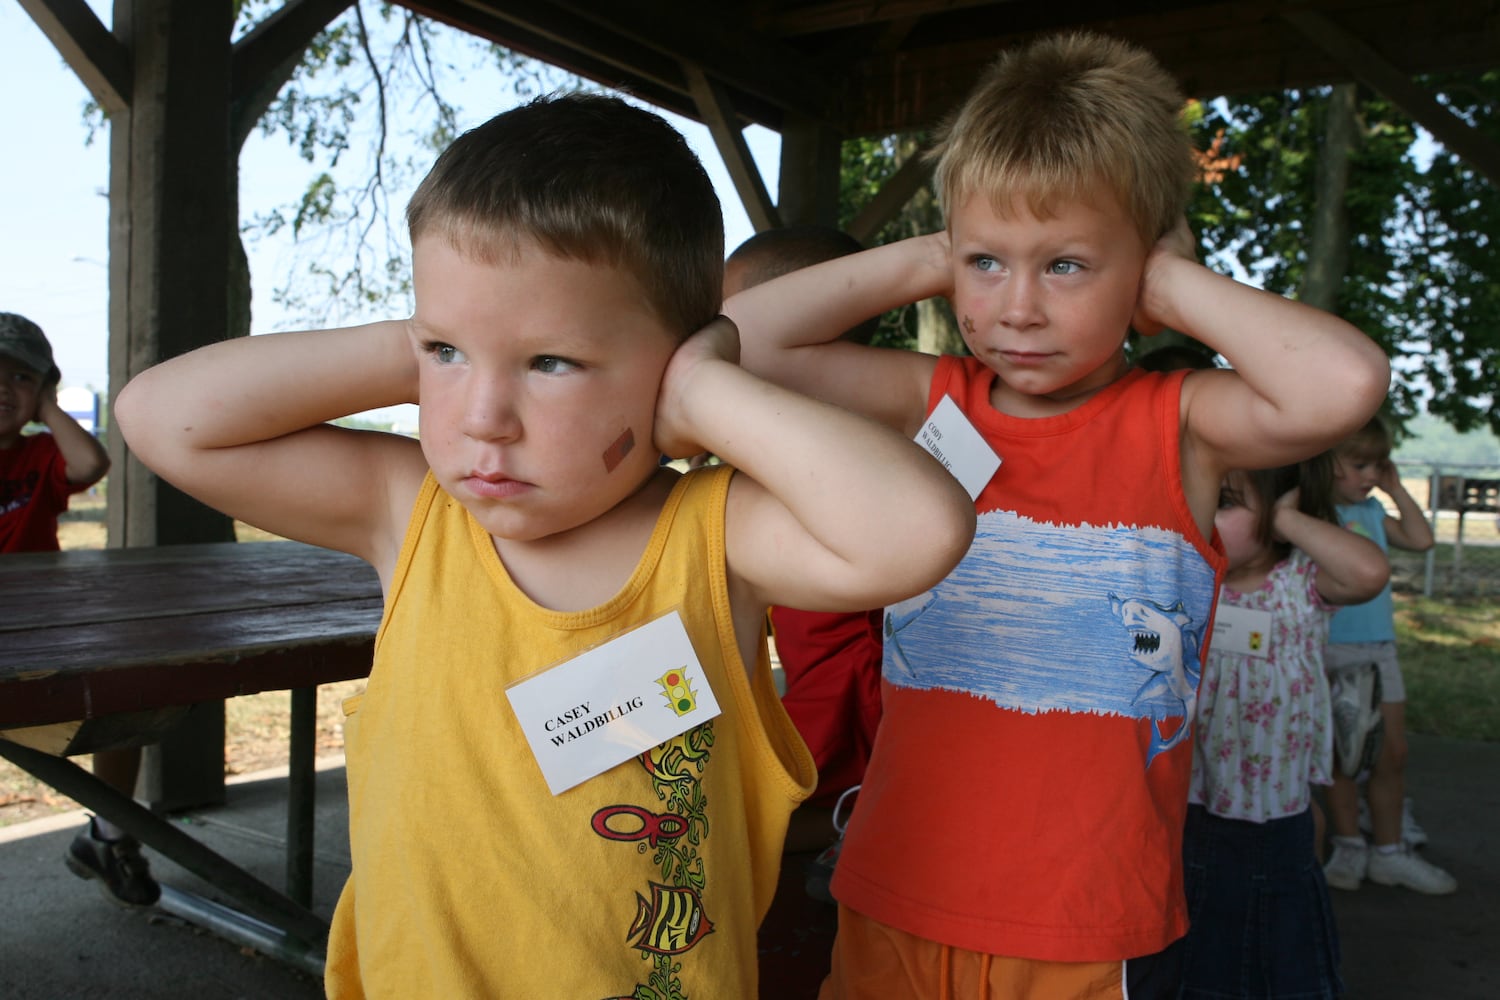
[0,4,780,398]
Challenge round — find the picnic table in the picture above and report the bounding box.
[0,541,381,963]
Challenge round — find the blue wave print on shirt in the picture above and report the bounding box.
[883,508,1216,762]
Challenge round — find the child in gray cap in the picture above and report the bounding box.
[0,311,151,906]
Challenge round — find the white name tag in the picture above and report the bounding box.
[916,395,1002,500]
[1211,604,1273,659]
[505,610,722,795]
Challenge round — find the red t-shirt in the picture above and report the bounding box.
[770,606,883,805]
[1,432,77,553]
[831,357,1225,962]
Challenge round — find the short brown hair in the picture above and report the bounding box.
[407,93,723,340]
[723,226,879,344]
[929,32,1193,244]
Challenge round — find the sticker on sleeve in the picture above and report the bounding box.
[915,395,1002,500]
[505,610,722,795]
[1210,604,1272,659]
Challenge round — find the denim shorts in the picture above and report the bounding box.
[1179,805,1343,999]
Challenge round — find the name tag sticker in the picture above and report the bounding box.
[506,610,721,795]
[1211,604,1273,659]
[916,395,1002,500]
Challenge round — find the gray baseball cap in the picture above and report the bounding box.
[0,312,56,378]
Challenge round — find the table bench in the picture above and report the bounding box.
[0,541,381,964]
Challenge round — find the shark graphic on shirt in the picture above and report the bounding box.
[882,508,1214,769]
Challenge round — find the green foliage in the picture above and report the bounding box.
[1393,413,1500,470]
[242,2,579,325]
[837,133,943,350]
[1186,77,1500,436]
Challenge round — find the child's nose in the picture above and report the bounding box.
[998,275,1043,329]
[460,379,522,441]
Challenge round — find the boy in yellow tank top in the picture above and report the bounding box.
[114,94,975,997]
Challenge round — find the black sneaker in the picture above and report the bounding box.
[64,818,161,907]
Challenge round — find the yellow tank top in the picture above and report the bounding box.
[325,466,814,998]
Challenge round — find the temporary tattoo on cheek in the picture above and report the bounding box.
[962,314,976,336]
[602,428,636,472]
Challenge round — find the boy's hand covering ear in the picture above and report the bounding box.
[653,315,740,460]
[1132,216,1198,338]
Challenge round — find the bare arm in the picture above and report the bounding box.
[724,233,950,436]
[1155,253,1390,473]
[35,388,109,488]
[1271,496,1389,606]
[1374,459,1435,552]
[1138,223,1389,531]
[113,321,429,576]
[655,318,975,615]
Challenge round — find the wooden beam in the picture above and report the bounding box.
[231,0,356,150]
[553,0,841,124]
[18,0,130,112]
[1281,7,1500,189]
[847,152,932,245]
[404,0,709,124]
[778,113,843,228]
[767,0,999,37]
[684,63,781,233]
[106,0,237,551]
[403,0,836,127]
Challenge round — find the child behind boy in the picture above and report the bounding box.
[114,93,974,998]
[0,314,152,909]
[1183,454,1389,999]
[1322,416,1455,894]
[723,227,884,863]
[726,32,1390,997]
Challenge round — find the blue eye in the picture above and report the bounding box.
[428,343,466,365]
[972,256,999,273]
[1048,260,1082,275]
[531,356,578,374]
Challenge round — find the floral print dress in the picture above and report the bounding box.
[1189,549,1335,822]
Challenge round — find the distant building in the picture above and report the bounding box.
[57,386,101,435]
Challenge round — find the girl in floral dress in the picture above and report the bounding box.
[1180,454,1390,999]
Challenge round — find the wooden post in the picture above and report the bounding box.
[777,112,842,228]
[105,0,237,810]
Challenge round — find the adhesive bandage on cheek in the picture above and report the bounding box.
[602,428,636,472]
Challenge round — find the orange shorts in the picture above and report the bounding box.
[818,905,1126,1000]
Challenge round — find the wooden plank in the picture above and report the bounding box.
[17,0,130,111]
[0,628,377,727]
[684,64,782,233]
[0,542,382,727]
[0,542,378,632]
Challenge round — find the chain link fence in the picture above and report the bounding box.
[1391,462,1500,598]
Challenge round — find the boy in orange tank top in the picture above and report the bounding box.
[726,31,1391,999]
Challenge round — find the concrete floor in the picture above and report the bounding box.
[1,733,1495,999]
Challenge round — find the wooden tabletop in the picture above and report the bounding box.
[0,541,382,728]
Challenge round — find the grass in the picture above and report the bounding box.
[1394,594,1500,742]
